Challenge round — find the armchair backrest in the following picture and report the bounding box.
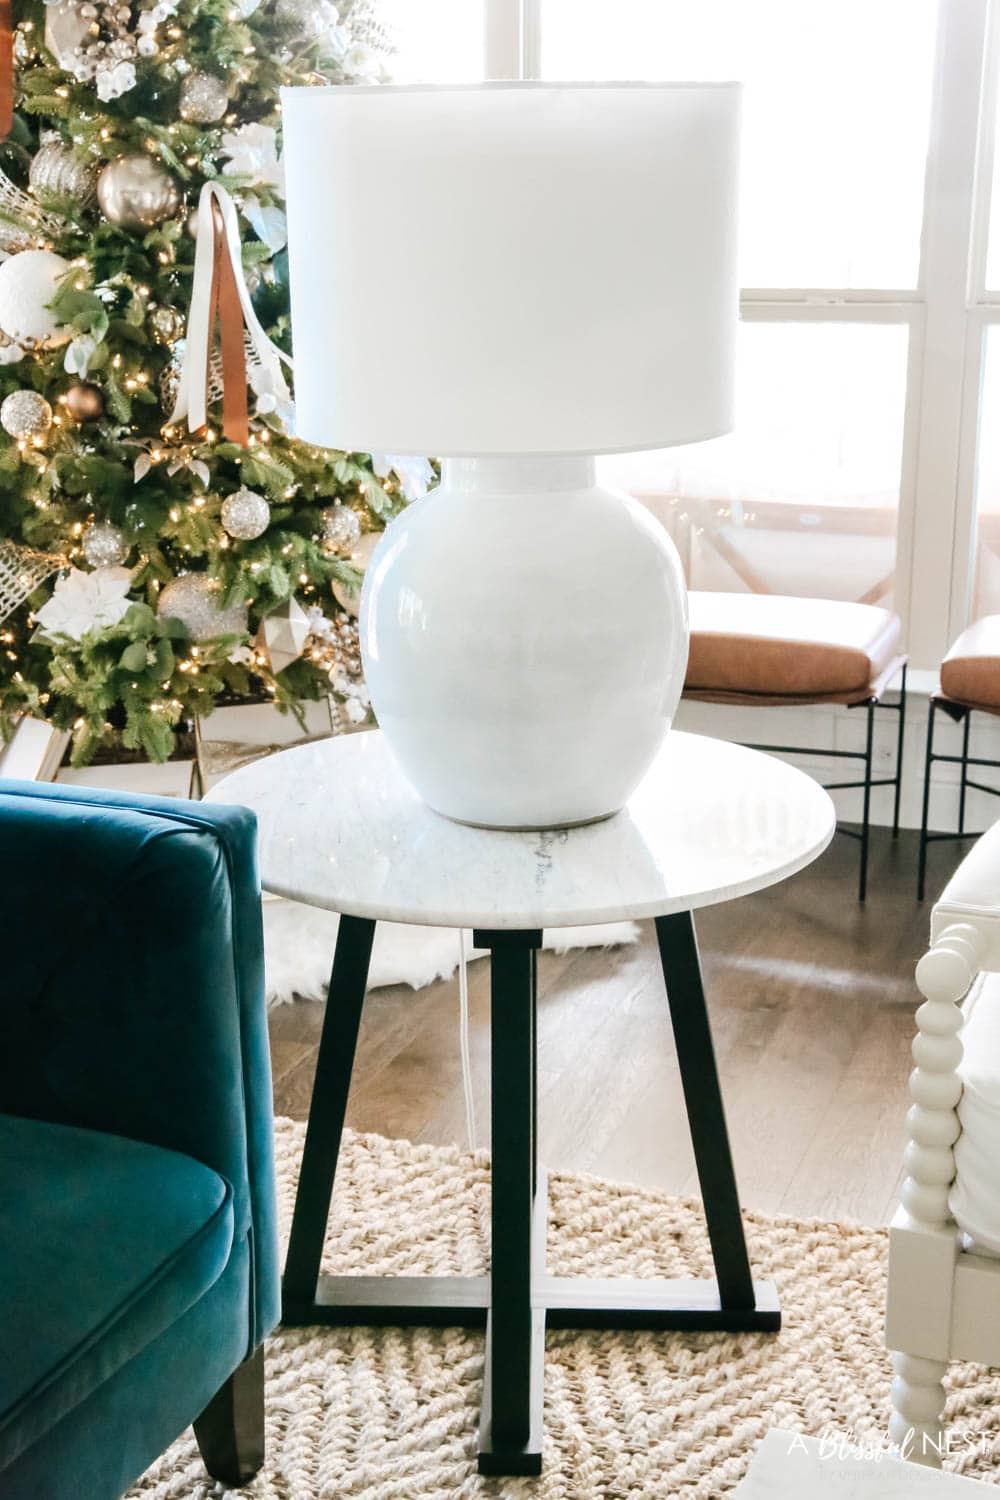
[0,779,279,1350]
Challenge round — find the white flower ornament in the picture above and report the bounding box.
[35,567,133,642]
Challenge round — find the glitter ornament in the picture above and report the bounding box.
[1,390,53,439]
[179,71,229,124]
[29,140,100,207]
[0,250,72,347]
[158,573,248,641]
[64,383,104,421]
[321,504,361,553]
[221,486,270,541]
[82,520,128,568]
[97,154,181,231]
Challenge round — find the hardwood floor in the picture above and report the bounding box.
[269,826,951,1227]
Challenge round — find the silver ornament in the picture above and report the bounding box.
[221,487,270,541]
[97,154,181,231]
[82,520,128,568]
[1,390,53,439]
[179,72,229,125]
[158,573,248,641]
[321,504,361,552]
[29,141,100,207]
[275,0,337,39]
[255,597,310,674]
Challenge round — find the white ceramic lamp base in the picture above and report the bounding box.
[358,455,689,831]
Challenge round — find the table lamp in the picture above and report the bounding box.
[281,81,740,829]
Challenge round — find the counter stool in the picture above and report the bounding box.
[684,591,908,902]
[918,616,1000,900]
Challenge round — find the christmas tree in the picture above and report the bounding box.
[0,0,427,765]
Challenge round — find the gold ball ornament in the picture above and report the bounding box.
[1,390,53,439]
[179,72,229,124]
[97,154,181,231]
[64,383,104,421]
[331,530,381,617]
[149,305,184,344]
[0,250,72,348]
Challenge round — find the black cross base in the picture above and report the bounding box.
[282,913,779,1477]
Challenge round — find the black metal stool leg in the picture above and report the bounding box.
[475,929,544,1477]
[918,700,937,902]
[893,664,907,838]
[283,914,376,1314]
[958,711,972,836]
[654,912,755,1311]
[858,701,875,903]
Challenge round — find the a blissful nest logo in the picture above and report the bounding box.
[790,1426,992,1465]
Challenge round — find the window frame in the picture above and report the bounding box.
[480,0,1000,670]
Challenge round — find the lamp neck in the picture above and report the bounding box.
[441,455,596,496]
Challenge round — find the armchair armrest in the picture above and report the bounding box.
[0,778,279,1349]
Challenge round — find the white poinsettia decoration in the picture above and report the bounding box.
[35,566,133,641]
[220,123,283,190]
[64,334,98,378]
[371,453,435,502]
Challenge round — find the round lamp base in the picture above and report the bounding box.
[359,455,689,831]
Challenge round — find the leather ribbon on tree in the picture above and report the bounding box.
[0,0,13,141]
[167,181,292,447]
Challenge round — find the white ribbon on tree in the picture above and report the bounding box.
[167,181,292,444]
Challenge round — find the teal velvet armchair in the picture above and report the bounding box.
[0,779,280,1500]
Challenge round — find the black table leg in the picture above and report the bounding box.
[283,914,376,1315]
[281,910,777,1479]
[654,911,755,1311]
[474,929,545,1477]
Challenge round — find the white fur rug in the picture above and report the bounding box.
[262,897,639,1006]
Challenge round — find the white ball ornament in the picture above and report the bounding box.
[221,486,270,541]
[0,390,53,439]
[158,573,248,641]
[0,250,72,348]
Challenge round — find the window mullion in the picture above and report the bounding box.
[905,0,989,667]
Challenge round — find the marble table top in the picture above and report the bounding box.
[209,729,835,930]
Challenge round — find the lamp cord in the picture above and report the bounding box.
[458,928,477,1152]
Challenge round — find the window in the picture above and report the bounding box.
[602,322,910,605]
[381,0,486,81]
[539,0,937,290]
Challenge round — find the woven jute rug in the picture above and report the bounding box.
[127,1119,1000,1498]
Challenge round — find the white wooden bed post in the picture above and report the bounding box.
[886,920,983,1466]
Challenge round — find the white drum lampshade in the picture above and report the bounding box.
[282,82,741,829]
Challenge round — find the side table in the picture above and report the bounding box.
[212,729,835,1476]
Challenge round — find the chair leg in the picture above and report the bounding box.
[193,1344,265,1487]
[858,701,875,903]
[958,711,971,836]
[888,1350,948,1468]
[892,664,907,838]
[918,700,937,902]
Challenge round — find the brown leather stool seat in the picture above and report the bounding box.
[918,615,1000,901]
[682,590,909,903]
[685,591,906,705]
[939,617,1000,714]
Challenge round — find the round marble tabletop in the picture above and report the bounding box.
[209,729,835,930]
